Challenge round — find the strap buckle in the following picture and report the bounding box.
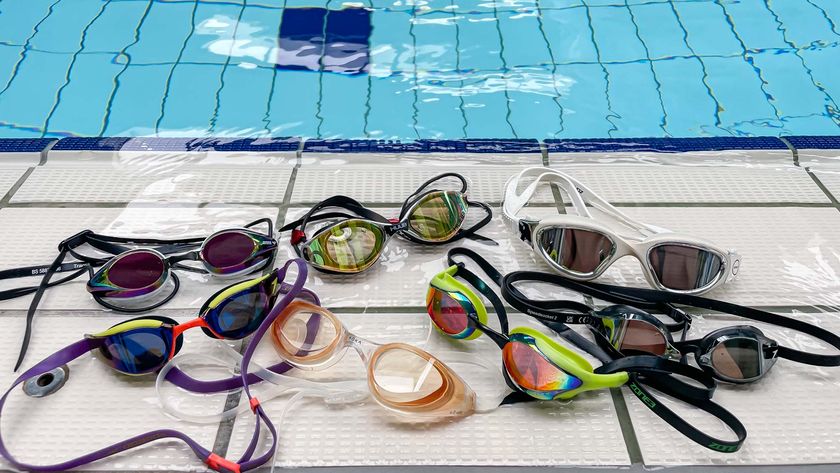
[290,229,306,245]
[205,454,241,473]
[58,229,93,251]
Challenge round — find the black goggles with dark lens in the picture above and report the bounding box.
[500,269,840,384]
[0,218,277,371]
[281,173,495,274]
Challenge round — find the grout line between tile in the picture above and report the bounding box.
[0,166,36,206]
[610,387,644,465]
[779,136,798,167]
[39,139,58,165]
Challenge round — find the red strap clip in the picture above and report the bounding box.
[249,397,261,414]
[388,218,399,224]
[205,453,241,473]
[290,229,306,245]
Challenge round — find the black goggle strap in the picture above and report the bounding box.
[279,196,390,247]
[597,355,716,401]
[244,217,275,236]
[453,265,510,337]
[395,200,495,246]
[399,172,469,217]
[627,372,746,453]
[593,285,840,368]
[502,271,690,332]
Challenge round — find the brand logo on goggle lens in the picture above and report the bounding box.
[628,382,656,409]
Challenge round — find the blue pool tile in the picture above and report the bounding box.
[807,1,840,35]
[462,73,515,139]
[319,73,369,138]
[651,57,723,137]
[103,64,170,135]
[130,1,199,64]
[628,2,692,59]
[156,63,220,134]
[785,135,840,150]
[0,50,72,133]
[212,64,275,135]
[602,61,665,138]
[539,0,584,8]
[702,56,780,134]
[367,9,411,75]
[798,46,840,125]
[412,12,458,72]
[768,0,837,48]
[540,7,598,64]
[721,0,788,51]
[545,136,788,153]
[425,138,541,153]
[498,10,551,68]
[181,2,245,66]
[673,1,742,57]
[84,1,153,54]
[52,137,131,151]
[118,137,299,151]
[0,138,54,153]
[29,1,108,54]
[323,8,372,75]
[748,50,831,121]
[264,69,320,137]
[457,13,503,72]
[551,63,613,138]
[44,55,125,137]
[230,3,285,68]
[0,0,57,46]
[588,4,647,63]
[303,139,424,152]
[366,74,417,140]
[277,8,327,72]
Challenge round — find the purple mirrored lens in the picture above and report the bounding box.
[108,251,165,289]
[202,231,257,271]
[648,245,723,291]
[538,227,614,274]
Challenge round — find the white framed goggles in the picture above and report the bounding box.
[501,168,741,295]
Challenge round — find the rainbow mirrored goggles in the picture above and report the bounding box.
[281,173,494,274]
[428,264,628,400]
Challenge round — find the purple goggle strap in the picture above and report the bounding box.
[0,258,310,473]
[163,283,322,394]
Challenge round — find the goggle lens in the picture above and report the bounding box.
[537,227,614,274]
[107,250,166,290]
[275,310,339,359]
[619,319,668,355]
[710,337,762,380]
[371,346,445,402]
[502,340,582,400]
[99,326,172,375]
[206,287,270,339]
[306,220,384,273]
[408,191,468,242]
[648,244,723,291]
[426,287,473,338]
[202,230,260,274]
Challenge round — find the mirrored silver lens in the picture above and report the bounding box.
[648,244,723,291]
[709,337,762,380]
[537,227,614,274]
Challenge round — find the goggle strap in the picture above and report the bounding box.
[627,373,746,453]
[590,284,840,368]
[597,355,716,401]
[399,173,469,217]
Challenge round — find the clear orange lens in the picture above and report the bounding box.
[371,346,445,403]
[275,310,339,359]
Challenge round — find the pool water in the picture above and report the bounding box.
[0,0,838,140]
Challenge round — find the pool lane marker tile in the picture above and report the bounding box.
[276,7,372,75]
[544,137,788,153]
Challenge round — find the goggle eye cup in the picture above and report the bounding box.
[407,191,468,242]
[96,316,182,375]
[648,244,725,292]
[501,337,583,400]
[425,286,476,339]
[203,284,272,340]
[305,220,385,273]
[201,230,268,275]
[707,336,766,381]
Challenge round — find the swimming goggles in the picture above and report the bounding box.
[502,168,740,295]
[428,248,747,452]
[269,299,484,419]
[0,259,310,473]
[501,270,840,384]
[0,218,277,371]
[281,173,494,274]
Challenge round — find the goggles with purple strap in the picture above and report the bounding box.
[0,218,278,371]
[0,258,312,473]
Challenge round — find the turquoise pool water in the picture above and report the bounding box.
[0,0,838,140]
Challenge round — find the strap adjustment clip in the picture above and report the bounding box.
[290,230,306,245]
[205,453,241,473]
[59,229,93,251]
[249,397,261,414]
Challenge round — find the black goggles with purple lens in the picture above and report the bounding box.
[0,218,277,371]
[500,270,840,384]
